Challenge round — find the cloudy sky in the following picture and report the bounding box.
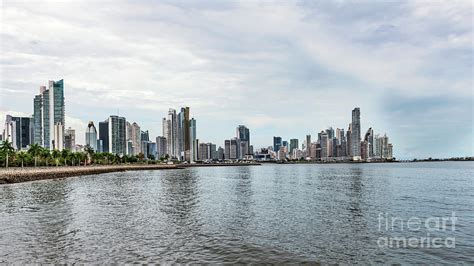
[1,0,472,159]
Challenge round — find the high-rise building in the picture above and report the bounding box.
[289,139,299,154]
[224,140,231,159]
[230,138,238,159]
[365,127,374,158]
[163,109,178,158]
[33,80,65,150]
[273,136,282,152]
[99,121,109,153]
[64,127,75,150]
[217,146,224,160]
[126,122,141,155]
[107,115,126,155]
[189,118,197,162]
[320,131,328,160]
[239,141,248,159]
[178,107,190,160]
[236,125,250,152]
[306,135,311,158]
[85,121,98,151]
[33,93,43,145]
[156,136,167,159]
[3,115,32,150]
[351,107,361,160]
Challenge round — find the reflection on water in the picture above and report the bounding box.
[0,162,473,263]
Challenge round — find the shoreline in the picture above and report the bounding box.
[0,163,261,184]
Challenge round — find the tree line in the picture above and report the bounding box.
[0,140,164,168]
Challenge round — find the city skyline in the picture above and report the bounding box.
[1,1,472,159]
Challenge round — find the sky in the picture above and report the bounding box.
[0,0,472,159]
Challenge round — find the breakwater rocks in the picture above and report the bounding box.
[0,165,179,184]
[0,163,261,184]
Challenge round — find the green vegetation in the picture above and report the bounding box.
[0,141,166,168]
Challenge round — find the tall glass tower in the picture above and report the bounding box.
[351,107,361,160]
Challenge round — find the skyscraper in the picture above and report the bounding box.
[33,80,65,150]
[126,122,141,155]
[306,135,311,158]
[107,115,126,155]
[236,125,250,152]
[64,127,75,150]
[156,136,167,159]
[320,131,328,159]
[273,136,282,152]
[163,109,178,158]
[3,115,32,150]
[224,139,231,160]
[99,120,109,153]
[289,139,299,154]
[351,108,361,160]
[85,121,98,151]
[189,118,197,162]
[178,107,190,160]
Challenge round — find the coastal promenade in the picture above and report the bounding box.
[0,163,261,184]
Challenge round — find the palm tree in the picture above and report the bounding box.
[51,149,61,166]
[84,145,94,165]
[17,151,28,167]
[61,149,71,166]
[42,149,51,167]
[0,140,15,168]
[28,144,43,167]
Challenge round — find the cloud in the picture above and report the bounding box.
[0,0,472,158]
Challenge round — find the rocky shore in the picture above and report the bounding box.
[0,163,262,184]
[0,164,179,184]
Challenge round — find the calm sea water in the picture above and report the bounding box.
[0,162,473,263]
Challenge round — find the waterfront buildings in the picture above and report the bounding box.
[156,136,167,159]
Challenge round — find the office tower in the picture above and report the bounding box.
[33,80,65,149]
[346,123,352,157]
[141,130,150,157]
[365,127,374,158]
[239,141,248,159]
[126,122,141,155]
[210,143,217,160]
[33,93,43,144]
[278,147,287,160]
[177,107,190,160]
[53,123,64,150]
[3,115,32,150]
[189,118,197,162]
[156,136,167,159]
[381,134,390,159]
[217,146,224,160]
[107,115,126,155]
[387,144,393,159]
[249,145,254,155]
[163,109,178,158]
[273,136,282,152]
[99,121,109,153]
[145,142,157,159]
[236,125,250,151]
[85,121,98,151]
[224,140,231,159]
[320,131,328,159]
[351,107,361,160]
[64,127,75,150]
[332,138,338,158]
[306,135,311,158]
[230,138,238,159]
[326,127,334,139]
[289,139,299,154]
